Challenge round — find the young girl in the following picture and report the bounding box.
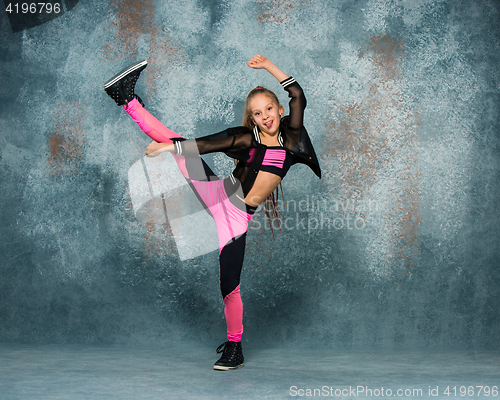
[104,55,321,370]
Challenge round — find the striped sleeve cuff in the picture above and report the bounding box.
[280,77,296,88]
[174,140,183,155]
[171,138,200,156]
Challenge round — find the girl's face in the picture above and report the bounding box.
[249,93,284,136]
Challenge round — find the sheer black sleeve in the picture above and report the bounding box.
[280,77,306,131]
[172,126,254,157]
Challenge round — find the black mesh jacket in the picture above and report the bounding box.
[172,77,321,196]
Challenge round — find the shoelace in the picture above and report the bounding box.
[216,341,239,361]
[216,341,229,354]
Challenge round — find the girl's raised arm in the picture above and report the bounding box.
[248,54,306,131]
[247,54,289,83]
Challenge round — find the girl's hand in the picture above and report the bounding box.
[247,54,289,82]
[247,54,273,70]
[146,140,172,157]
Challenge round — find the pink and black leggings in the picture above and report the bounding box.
[123,98,255,342]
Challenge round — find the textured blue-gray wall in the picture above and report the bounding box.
[0,0,499,348]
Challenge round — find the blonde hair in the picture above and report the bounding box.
[242,86,280,129]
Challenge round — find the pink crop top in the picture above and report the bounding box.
[245,146,295,179]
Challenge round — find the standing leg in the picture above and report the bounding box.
[220,234,247,342]
[213,197,256,371]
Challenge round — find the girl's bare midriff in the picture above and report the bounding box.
[242,171,282,207]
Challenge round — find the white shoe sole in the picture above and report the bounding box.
[103,60,148,89]
[213,363,244,371]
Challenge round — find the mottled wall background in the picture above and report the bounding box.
[1,0,499,348]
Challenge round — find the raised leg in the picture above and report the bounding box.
[123,97,183,143]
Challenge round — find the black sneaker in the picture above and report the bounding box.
[103,60,148,106]
[213,341,244,371]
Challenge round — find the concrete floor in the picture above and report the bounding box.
[0,344,498,399]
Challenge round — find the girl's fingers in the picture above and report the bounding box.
[247,54,267,68]
[248,54,263,62]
